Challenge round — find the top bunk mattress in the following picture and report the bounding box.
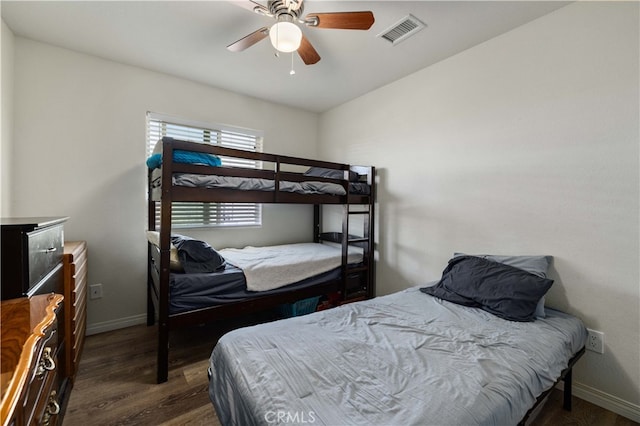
[209,286,587,426]
[150,170,370,198]
[147,139,372,202]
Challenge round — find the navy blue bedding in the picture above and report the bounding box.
[169,265,341,314]
[170,234,226,274]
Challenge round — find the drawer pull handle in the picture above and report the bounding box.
[42,391,60,425]
[47,392,60,415]
[44,247,57,253]
[36,347,56,378]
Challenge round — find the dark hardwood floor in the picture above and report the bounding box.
[64,320,638,426]
[531,390,638,426]
[64,321,224,426]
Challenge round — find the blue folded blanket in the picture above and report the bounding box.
[146,150,222,169]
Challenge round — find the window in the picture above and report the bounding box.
[146,112,264,228]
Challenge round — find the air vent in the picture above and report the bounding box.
[377,14,426,46]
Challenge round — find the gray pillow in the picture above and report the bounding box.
[304,167,359,182]
[454,253,552,318]
[421,256,554,322]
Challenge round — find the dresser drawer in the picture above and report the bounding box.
[24,365,58,426]
[21,314,58,426]
[27,225,64,290]
[29,264,64,297]
[1,217,68,300]
[0,296,64,426]
[37,387,61,426]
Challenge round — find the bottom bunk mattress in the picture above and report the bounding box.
[208,286,587,426]
[169,264,342,314]
[167,242,363,314]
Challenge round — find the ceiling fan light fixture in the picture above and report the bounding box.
[269,21,302,53]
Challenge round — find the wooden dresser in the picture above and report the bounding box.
[62,241,88,381]
[1,294,64,426]
[1,218,71,422]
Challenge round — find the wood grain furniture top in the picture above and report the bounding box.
[1,293,63,426]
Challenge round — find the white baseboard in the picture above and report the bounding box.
[86,313,148,336]
[556,381,640,422]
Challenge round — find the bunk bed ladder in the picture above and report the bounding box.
[340,203,374,303]
[314,167,376,305]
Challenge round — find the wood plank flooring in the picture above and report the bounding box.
[531,390,638,426]
[63,322,224,426]
[64,320,638,426]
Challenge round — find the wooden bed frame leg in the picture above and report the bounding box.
[157,321,169,383]
[147,283,155,326]
[563,368,573,411]
[146,243,156,326]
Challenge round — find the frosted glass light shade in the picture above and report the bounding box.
[269,21,302,53]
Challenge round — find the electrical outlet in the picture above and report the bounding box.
[89,283,103,300]
[586,328,604,354]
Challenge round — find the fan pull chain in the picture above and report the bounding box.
[290,53,296,75]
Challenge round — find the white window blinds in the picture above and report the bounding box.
[146,113,263,228]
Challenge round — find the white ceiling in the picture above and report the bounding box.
[2,1,569,113]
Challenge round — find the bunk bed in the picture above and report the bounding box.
[147,137,376,383]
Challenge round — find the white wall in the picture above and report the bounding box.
[320,1,639,417]
[11,38,319,333]
[1,19,14,216]
[7,0,639,418]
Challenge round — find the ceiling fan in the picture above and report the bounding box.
[227,0,375,65]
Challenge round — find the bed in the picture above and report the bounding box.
[147,137,376,383]
[147,137,373,205]
[151,170,371,198]
[148,238,364,314]
[208,255,587,425]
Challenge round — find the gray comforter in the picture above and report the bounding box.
[173,173,347,195]
[208,286,586,426]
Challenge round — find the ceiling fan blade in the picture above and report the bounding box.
[228,0,271,16]
[227,27,269,52]
[305,11,374,30]
[297,35,321,65]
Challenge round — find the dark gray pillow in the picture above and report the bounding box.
[170,234,226,274]
[304,167,359,182]
[421,256,553,322]
[453,253,552,278]
[453,253,552,318]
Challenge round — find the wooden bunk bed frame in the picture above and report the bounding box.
[147,137,376,383]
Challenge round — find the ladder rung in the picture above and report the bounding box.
[347,210,369,215]
[348,238,368,243]
[347,265,368,273]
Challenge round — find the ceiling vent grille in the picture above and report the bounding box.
[378,14,426,46]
